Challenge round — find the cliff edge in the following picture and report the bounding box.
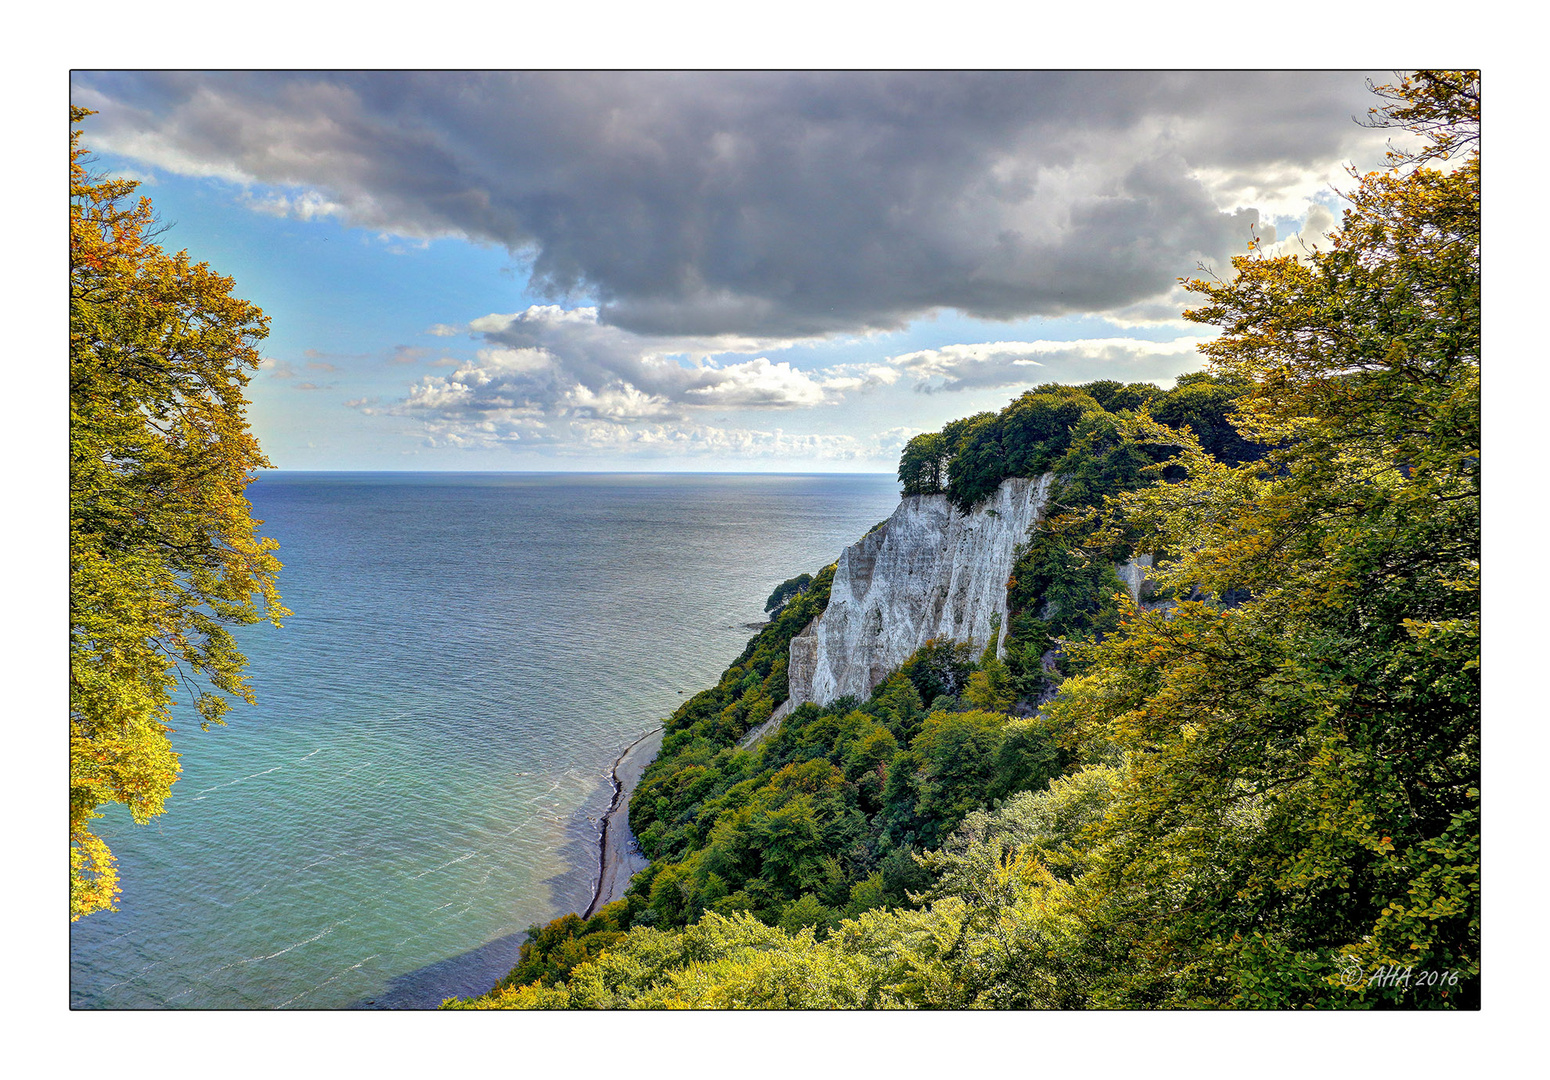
[783,473,1053,712]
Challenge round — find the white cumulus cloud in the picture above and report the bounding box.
[889,337,1212,392]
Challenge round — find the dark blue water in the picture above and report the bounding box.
[69,472,900,1009]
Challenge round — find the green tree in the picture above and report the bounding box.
[943,412,1006,509]
[995,387,1100,480]
[897,637,976,708]
[1148,372,1261,466]
[764,572,813,614]
[1082,379,1162,414]
[909,709,1010,843]
[70,108,287,919]
[897,431,948,495]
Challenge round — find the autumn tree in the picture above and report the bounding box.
[1044,70,1480,1006]
[70,107,287,919]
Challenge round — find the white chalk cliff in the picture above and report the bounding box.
[784,474,1054,711]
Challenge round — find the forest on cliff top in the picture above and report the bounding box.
[447,71,1479,1010]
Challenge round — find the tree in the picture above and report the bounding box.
[763,572,813,615]
[1147,371,1261,466]
[1043,71,1480,1006]
[994,386,1100,480]
[918,708,1006,795]
[897,431,947,495]
[70,108,287,919]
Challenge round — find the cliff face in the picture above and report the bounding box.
[784,474,1054,711]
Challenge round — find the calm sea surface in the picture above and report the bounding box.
[69,472,900,1009]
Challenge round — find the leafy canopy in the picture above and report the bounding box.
[1038,69,1480,1006]
[70,107,287,920]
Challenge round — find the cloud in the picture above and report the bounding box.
[407,409,907,465]
[371,298,905,454]
[426,323,462,337]
[71,71,1393,338]
[1258,203,1340,262]
[888,336,1211,392]
[241,188,345,221]
[817,364,903,394]
[435,304,835,416]
[681,358,829,408]
[382,299,1217,452]
[259,355,339,390]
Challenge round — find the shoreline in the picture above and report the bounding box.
[582,726,664,918]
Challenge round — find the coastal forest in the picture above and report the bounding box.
[448,71,1479,1010]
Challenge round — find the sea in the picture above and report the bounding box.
[68,471,901,1009]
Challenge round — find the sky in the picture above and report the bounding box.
[64,70,1413,472]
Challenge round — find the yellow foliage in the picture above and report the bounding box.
[70,107,286,919]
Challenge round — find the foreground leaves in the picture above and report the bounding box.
[70,108,287,918]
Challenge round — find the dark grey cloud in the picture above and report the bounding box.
[72,70,1389,337]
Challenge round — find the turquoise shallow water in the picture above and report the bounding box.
[69,471,900,1009]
